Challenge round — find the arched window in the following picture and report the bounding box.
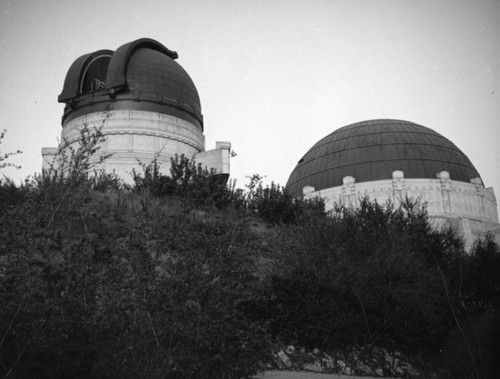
[80,55,112,94]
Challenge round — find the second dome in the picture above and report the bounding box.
[286,119,482,197]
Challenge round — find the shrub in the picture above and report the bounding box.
[0,179,275,379]
[0,127,272,377]
[3,121,496,375]
[244,174,325,225]
[0,177,31,209]
[0,129,22,169]
[260,197,467,352]
[132,155,234,209]
[465,234,500,308]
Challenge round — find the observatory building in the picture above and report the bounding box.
[286,119,499,247]
[42,38,231,181]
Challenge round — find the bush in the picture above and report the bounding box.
[244,174,325,225]
[3,124,497,375]
[0,130,272,378]
[0,180,273,378]
[132,162,324,224]
[0,129,22,169]
[465,234,500,308]
[132,155,235,209]
[260,197,467,352]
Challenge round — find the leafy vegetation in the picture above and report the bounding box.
[0,129,22,170]
[258,198,467,351]
[131,155,235,210]
[1,127,499,377]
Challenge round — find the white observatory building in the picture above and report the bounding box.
[42,38,231,181]
[286,119,499,248]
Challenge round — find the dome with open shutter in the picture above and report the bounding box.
[58,38,203,129]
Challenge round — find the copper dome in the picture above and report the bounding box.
[58,38,203,129]
[286,119,482,197]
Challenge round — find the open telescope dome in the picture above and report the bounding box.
[58,38,203,129]
[44,38,232,188]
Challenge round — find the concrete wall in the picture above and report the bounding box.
[42,110,231,182]
[303,170,500,250]
[195,141,231,175]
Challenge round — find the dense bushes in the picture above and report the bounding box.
[131,158,324,224]
[132,155,234,209]
[242,174,325,224]
[260,198,469,351]
[0,128,274,377]
[1,129,499,377]
[0,178,272,378]
[465,234,500,308]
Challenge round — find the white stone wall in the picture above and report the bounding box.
[41,147,59,172]
[42,110,232,182]
[303,170,499,250]
[195,141,231,175]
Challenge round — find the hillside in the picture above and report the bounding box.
[1,138,499,378]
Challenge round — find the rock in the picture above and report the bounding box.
[322,354,334,370]
[395,366,405,376]
[398,361,419,376]
[384,352,394,366]
[406,366,420,376]
[357,362,373,375]
[285,345,295,355]
[336,359,346,368]
[399,361,411,369]
[375,368,384,376]
[299,347,306,354]
[344,366,352,375]
[313,348,320,355]
[303,362,323,373]
[276,350,292,368]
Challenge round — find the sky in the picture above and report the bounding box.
[0,0,499,201]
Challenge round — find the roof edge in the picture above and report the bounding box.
[105,38,178,93]
[58,49,114,103]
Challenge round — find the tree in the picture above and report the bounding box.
[466,234,500,307]
[132,154,234,209]
[260,197,466,351]
[0,129,22,170]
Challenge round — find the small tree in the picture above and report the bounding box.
[132,154,234,209]
[0,129,22,170]
[43,112,112,187]
[243,174,325,224]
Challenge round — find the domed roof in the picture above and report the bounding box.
[58,38,203,129]
[286,119,482,197]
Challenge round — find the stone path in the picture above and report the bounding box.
[252,371,396,379]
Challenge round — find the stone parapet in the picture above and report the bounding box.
[302,170,499,249]
[195,141,231,175]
